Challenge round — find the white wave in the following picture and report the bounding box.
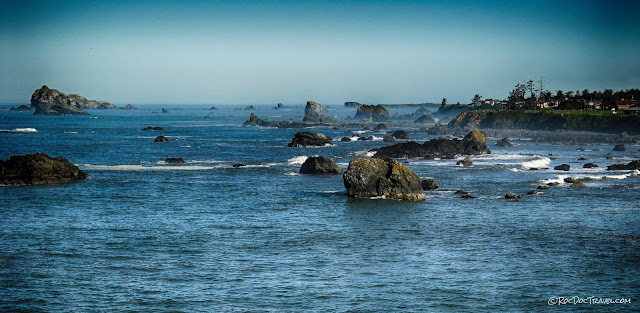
[352,150,376,157]
[64,131,79,134]
[0,128,38,133]
[353,130,368,134]
[79,164,219,171]
[243,163,281,168]
[188,159,225,164]
[520,157,551,169]
[370,135,383,141]
[541,170,639,185]
[284,171,299,176]
[288,156,310,165]
[473,154,532,161]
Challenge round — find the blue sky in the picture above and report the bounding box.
[1,0,639,105]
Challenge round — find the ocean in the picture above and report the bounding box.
[1,104,639,312]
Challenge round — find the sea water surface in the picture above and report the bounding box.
[1,104,639,312]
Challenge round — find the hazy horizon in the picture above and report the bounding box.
[2,0,639,105]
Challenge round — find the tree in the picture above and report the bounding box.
[508,83,526,108]
[441,97,447,108]
[471,94,483,106]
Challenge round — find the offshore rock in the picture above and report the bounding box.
[30,85,116,115]
[354,105,390,122]
[496,137,513,147]
[373,130,490,159]
[243,113,268,126]
[392,130,410,139]
[583,163,599,168]
[343,158,425,201]
[414,114,435,124]
[344,101,362,107]
[421,179,440,190]
[10,105,32,111]
[0,152,87,185]
[299,156,343,174]
[165,158,186,164]
[383,136,396,142]
[303,101,332,122]
[607,160,640,171]
[613,144,626,151]
[142,126,165,131]
[456,156,473,167]
[154,135,169,142]
[287,131,332,147]
[554,164,570,171]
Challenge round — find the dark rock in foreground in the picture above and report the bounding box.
[299,156,343,174]
[554,164,570,171]
[30,85,116,115]
[496,137,513,147]
[343,158,425,201]
[613,144,626,151]
[165,158,186,164]
[10,105,32,111]
[0,152,87,185]
[373,130,490,159]
[142,126,165,131]
[607,160,640,171]
[421,179,440,190]
[287,132,332,147]
[154,135,169,142]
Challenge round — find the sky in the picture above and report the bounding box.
[1,0,639,105]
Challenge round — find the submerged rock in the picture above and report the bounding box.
[142,126,165,131]
[554,164,570,171]
[341,137,352,142]
[299,156,343,174]
[373,123,388,131]
[505,193,520,200]
[383,136,396,142]
[154,135,169,142]
[343,158,425,201]
[456,156,473,167]
[613,144,626,151]
[0,152,87,185]
[287,131,332,147]
[570,181,586,188]
[607,160,640,171]
[538,185,550,190]
[373,130,490,159]
[496,137,513,147]
[392,130,410,139]
[165,158,186,164]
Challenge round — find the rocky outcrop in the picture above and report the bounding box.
[165,158,186,164]
[392,130,409,139]
[299,156,343,174]
[421,179,439,190]
[162,108,169,113]
[124,104,136,109]
[276,103,284,109]
[570,181,586,188]
[243,113,268,126]
[374,124,388,131]
[245,105,256,110]
[287,132,332,147]
[343,158,425,201]
[30,85,116,115]
[154,135,169,142]
[373,130,491,159]
[383,136,396,142]
[613,144,626,151]
[344,102,362,107]
[583,163,599,168]
[303,101,332,122]
[10,105,31,111]
[496,137,513,147]
[0,152,87,185]
[607,160,640,171]
[142,126,165,131]
[414,114,435,124]
[554,164,570,171]
[456,156,473,166]
[354,105,389,122]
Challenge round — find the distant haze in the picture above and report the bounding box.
[2,0,639,105]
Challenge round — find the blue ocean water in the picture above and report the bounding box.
[1,104,639,312]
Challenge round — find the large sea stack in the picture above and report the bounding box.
[343,158,425,201]
[0,152,87,185]
[373,130,490,159]
[303,101,332,122]
[30,85,116,115]
[354,105,390,122]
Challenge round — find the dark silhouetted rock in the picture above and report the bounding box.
[233,164,246,168]
[392,130,410,139]
[613,144,626,151]
[154,135,169,142]
[10,105,31,111]
[243,113,268,126]
[496,137,513,147]
[142,126,165,131]
[527,190,539,195]
[358,136,373,141]
[287,131,332,147]
[373,130,490,159]
[455,190,469,195]
[414,114,435,124]
[505,193,520,200]
[341,137,352,142]
[124,104,136,109]
[383,136,396,142]
[421,179,440,190]
[554,164,570,171]
[303,101,332,122]
[537,185,549,190]
[276,103,284,109]
[607,160,640,171]
[570,181,586,188]
[457,156,473,167]
[245,105,256,110]
[354,105,389,122]
[373,123,388,131]
[461,194,477,199]
[299,156,343,174]
[165,158,186,164]
[343,158,425,201]
[344,102,362,107]
[0,152,87,185]
[30,85,116,115]
[161,108,169,113]
[564,177,577,183]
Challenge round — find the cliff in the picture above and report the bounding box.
[30,85,117,115]
[447,110,640,134]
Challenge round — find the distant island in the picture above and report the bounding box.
[30,85,117,115]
